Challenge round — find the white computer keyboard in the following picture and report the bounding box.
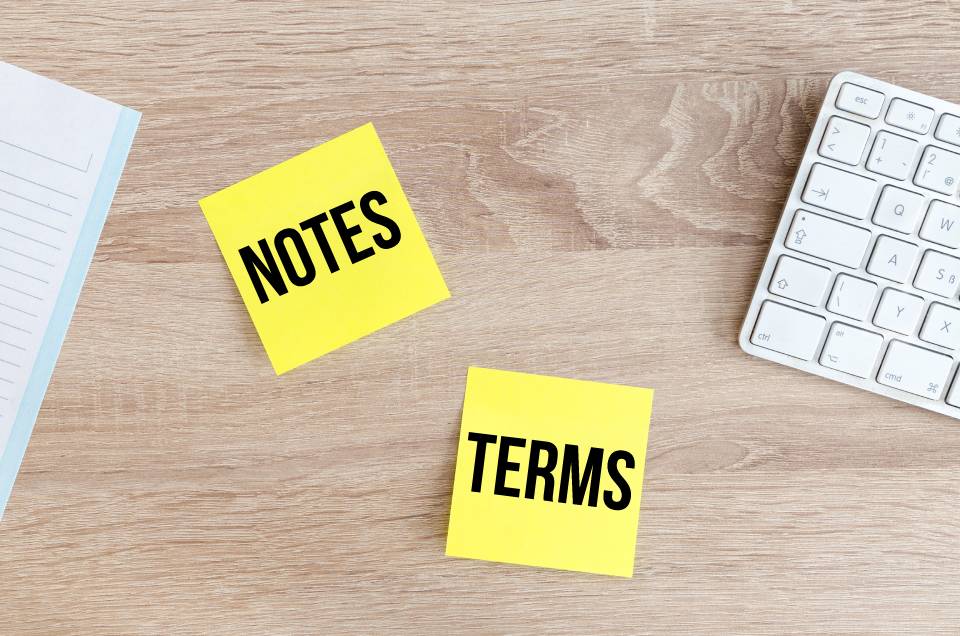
[740,71,960,419]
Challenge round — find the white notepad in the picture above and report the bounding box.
[0,62,140,517]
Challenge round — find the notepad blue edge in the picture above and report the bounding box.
[0,107,141,519]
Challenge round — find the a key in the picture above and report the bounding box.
[826,274,877,321]
[919,303,960,350]
[768,256,831,306]
[751,301,826,360]
[866,235,918,283]
[819,322,883,378]
[919,200,960,248]
[877,340,953,399]
[866,131,919,180]
[835,82,884,119]
[802,163,877,219]
[885,98,935,135]
[873,287,924,335]
[872,185,924,234]
[785,210,872,268]
[819,116,870,165]
[913,250,960,298]
[934,113,960,147]
[914,145,960,195]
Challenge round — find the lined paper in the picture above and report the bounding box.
[0,62,138,510]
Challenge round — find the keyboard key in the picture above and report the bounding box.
[802,163,877,219]
[872,185,924,234]
[946,369,960,407]
[920,303,960,349]
[866,131,918,180]
[826,274,877,321]
[914,145,960,195]
[885,98,934,135]
[818,116,870,165]
[750,301,825,360]
[819,322,883,378]
[934,113,960,147]
[873,287,924,335]
[866,235,918,283]
[768,256,831,306]
[913,250,960,298]
[836,82,884,119]
[785,210,871,268]
[919,200,960,248]
[877,340,952,399]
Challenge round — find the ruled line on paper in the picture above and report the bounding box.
[0,359,20,369]
[0,302,37,318]
[0,187,72,217]
[0,282,43,301]
[0,205,67,233]
[0,138,91,173]
[0,263,48,284]
[0,225,60,250]
[0,168,78,200]
[0,243,55,267]
[0,339,27,352]
[0,320,31,335]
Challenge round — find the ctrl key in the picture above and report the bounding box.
[877,340,953,400]
[750,301,826,360]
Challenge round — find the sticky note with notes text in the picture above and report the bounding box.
[199,123,449,374]
[446,367,653,577]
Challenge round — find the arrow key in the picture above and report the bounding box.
[818,115,870,165]
[768,255,831,306]
[819,322,883,378]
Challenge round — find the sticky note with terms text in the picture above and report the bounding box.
[446,367,653,577]
[199,123,449,374]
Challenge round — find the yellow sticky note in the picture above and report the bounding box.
[199,123,449,374]
[446,367,653,577]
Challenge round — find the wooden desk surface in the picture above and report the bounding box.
[3,2,960,633]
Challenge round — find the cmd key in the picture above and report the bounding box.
[877,340,953,400]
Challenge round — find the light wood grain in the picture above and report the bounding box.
[2,1,960,633]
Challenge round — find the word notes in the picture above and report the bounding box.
[446,367,654,577]
[200,123,449,374]
[0,62,140,517]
